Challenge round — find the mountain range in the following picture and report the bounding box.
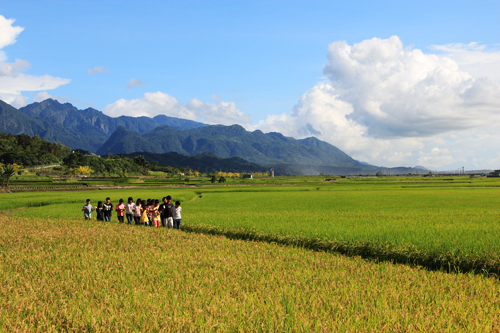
[0,98,430,174]
[97,124,361,167]
[0,99,206,152]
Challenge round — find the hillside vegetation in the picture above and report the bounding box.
[125,151,271,174]
[0,132,72,166]
[0,133,275,180]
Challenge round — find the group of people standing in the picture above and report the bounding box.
[82,195,182,229]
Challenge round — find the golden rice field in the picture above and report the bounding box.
[1,216,500,331]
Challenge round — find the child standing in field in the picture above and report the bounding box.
[146,199,153,227]
[96,201,104,221]
[82,199,94,220]
[134,198,142,225]
[103,197,113,222]
[116,199,125,223]
[151,199,161,228]
[125,197,136,225]
[140,200,149,226]
[173,201,182,230]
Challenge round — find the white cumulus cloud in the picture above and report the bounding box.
[0,15,70,107]
[0,15,23,51]
[430,42,500,81]
[258,36,500,169]
[103,91,252,128]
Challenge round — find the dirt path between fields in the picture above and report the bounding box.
[5,182,301,193]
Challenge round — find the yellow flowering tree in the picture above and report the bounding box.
[77,166,94,176]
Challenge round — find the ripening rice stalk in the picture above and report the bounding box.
[1,216,500,331]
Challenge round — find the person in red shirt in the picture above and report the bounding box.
[115,198,125,223]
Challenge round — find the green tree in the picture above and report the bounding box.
[0,164,20,187]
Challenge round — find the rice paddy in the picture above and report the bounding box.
[1,176,500,330]
[1,216,499,331]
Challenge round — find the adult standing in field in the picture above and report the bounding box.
[103,197,113,222]
[159,196,174,228]
[125,197,136,225]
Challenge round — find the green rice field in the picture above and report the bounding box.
[1,176,500,330]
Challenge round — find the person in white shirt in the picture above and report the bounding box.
[82,199,94,220]
[125,197,136,225]
[173,200,182,230]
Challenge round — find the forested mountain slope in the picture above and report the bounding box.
[16,99,207,151]
[97,124,362,167]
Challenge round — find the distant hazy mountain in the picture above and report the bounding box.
[355,160,378,167]
[97,124,362,167]
[414,165,430,171]
[15,99,207,151]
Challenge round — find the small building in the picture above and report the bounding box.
[488,169,500,177]
[242,174,253,179]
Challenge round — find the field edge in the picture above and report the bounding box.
[182,223,500,277]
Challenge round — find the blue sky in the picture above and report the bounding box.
[1,1,499,169]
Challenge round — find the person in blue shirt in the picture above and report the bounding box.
[82,199,94,220]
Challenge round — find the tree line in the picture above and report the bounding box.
[0,133,270,187]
